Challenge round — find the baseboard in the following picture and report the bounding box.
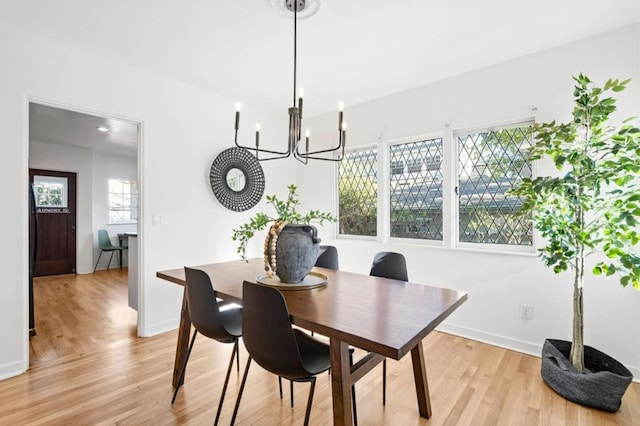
[0,360,27,381]
[436,322,640,384]
[138,318,179,338]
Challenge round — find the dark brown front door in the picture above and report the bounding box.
[29,169,77,276]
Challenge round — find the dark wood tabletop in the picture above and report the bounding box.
[158,258,467,360]
[157,258,468,425]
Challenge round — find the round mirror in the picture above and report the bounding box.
[226,167,246,192]
[210,147,265,212]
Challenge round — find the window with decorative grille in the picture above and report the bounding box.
[338,148,378,236]
[335,121,534,251]
[456,123,533,246]
[389,138,444,240]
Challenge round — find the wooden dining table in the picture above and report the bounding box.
[157,258,467,425]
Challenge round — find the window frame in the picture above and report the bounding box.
[108,178,138,224]
[334,118,537,255]
[385,132,446,247]
[336,143,379,240]
[453,120,536,253]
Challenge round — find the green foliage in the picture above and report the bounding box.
[511,75,639,371]
[473,127,531,179]
[510,74,640,289]
[231,184,336,260]
[338,177,377,236]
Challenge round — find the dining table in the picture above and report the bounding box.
[157,258,467,425]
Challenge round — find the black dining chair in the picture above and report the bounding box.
[171,267,242,426]
[370,251,409,282]
[369,251,409,406]
[315,245,339,270]
[311,244,362,424]
[231,281,333,426]
[276,245,340,409]
[309,245,339,339]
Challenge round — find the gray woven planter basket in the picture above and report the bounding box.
[541,339,633,412]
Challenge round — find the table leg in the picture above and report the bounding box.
[117,235,125,268]
[411,340,432,418]
[330,338,353,426]
[172,287,192,387]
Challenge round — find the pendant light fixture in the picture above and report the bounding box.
[233,0,346,163]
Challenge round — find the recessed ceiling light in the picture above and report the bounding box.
[97,126,109,132]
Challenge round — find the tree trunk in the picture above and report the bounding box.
[570,256,585,372]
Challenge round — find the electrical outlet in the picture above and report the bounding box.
[519,304,534,320]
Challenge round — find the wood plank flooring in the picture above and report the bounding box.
[2,270,637,425]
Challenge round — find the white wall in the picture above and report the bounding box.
[0,23,294,379]
[298,25,640,379]
[92,151,137,270]
[29,141,94,274]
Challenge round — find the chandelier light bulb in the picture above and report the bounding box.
[338,102,344,112]
[256,123,261,132]
[235,103,242,111]
[299,88,304,98]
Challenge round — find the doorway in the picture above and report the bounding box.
[29,169,77,276]
[28,101,141,364]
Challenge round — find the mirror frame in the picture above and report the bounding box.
[209,147,265,212]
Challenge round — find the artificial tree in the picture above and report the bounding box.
[511,74,640,372]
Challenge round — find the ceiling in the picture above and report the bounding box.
[29,103,139,157]
[6,1,640,120]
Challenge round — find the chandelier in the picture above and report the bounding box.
[233,0,346,163]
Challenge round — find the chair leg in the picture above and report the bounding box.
[350,352,358,426]
[171,330,198,404]
[290,380,294,408]
[93,250,103,272]
[278,376,283,399]
[107,251,115,270]
[382,358,387,406]
[214,340,239,426]
[230,357,252,426]
[352,386,358,426]
[236,342,240,373]
[303,377,316,426]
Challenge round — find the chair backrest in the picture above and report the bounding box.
[242,281,309,380]
[184,267,237,341]
[369,251,409,281]
[315,245,339,270]
[97,230,113,250]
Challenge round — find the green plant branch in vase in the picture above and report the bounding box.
[510,74,640,373]
[231,184,336,269]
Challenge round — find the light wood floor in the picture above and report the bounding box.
[2,270,638,425]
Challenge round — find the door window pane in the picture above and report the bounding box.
[33,175,68,207]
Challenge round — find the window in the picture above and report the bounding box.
[457,124,533,245]
[108,179,138,223]
[390,160,405,175]
[33,175,68,208]
[336,120,534,251]
[389,138,444,240]
[338,148,377,236]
